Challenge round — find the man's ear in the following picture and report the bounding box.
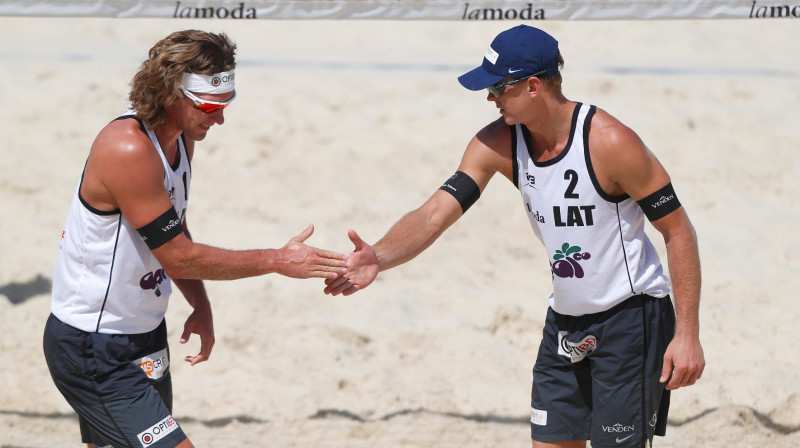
[527,77,542,97]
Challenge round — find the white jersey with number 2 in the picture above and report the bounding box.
[513,102,670,316]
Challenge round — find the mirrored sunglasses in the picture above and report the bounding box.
[486,69,546,98]
[181,87,236,113]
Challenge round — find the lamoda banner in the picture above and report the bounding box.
[1,0,798,20]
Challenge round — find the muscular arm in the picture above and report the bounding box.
[373,191,463,271]
[82,119,345,281]
[152,235,330,280]
[650,208,704,389]
[590,109,705,390]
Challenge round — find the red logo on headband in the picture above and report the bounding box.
[211,77,221,87]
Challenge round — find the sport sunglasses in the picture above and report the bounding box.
[181,87,237,113]
[486,69,547,98]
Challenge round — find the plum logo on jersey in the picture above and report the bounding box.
[140,269,168,297]
[551,243,591,278]
[138,415,179,446]
[558,332,597,363]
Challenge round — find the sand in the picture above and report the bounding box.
[1,15,799,448]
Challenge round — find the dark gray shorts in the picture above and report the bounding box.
[530,295,675,447]
[43,314,186,448]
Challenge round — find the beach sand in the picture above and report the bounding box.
[1,16,799,447]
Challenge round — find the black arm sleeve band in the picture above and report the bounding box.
[637,183,681,221]
[136,207,184,250]
[439,171,481,213]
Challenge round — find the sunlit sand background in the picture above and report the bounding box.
[1,15,799,447]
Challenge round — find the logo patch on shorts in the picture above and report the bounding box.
[557,331,597,363]
[133,348,169,380]
[530,407,548,426]
[138,415,179,446]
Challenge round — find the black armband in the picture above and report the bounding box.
[637,183,681,221]
[439,171,481,213]
[136,207,183,250]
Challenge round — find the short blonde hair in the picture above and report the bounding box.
[129,30,236,129]
[541,51,565,90]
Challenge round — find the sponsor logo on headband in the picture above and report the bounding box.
[211,73,234,87]
[181,71,235,94]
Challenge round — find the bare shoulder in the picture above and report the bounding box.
[588,107,670,199]
[462,118,511,175]
[83,118,165,210]
[474,117,513,155]
[92,118,156,159]
[588,107,644,154]
[460,117,514,183]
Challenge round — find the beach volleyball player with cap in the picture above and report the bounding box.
[325,25,705,447]
[43,30,347,448]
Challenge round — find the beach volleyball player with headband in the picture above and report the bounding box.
[44,30,347,448]
[180,70,237,113]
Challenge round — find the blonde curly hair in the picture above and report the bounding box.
[129,30,236,130]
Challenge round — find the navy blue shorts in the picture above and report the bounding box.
[530,295,675,447]
[43,314,187,448]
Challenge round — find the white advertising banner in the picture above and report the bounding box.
[0,0,798,20]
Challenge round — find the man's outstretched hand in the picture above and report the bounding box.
[278,224,348,279]
[324,229,379,296]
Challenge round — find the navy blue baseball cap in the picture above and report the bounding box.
[458,25,559,91]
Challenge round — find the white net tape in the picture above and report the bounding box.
[0,0,798,20]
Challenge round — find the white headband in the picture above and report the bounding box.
[180,70,235,94]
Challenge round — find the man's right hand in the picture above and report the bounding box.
[324,229,379,296]
[278,224,347,279]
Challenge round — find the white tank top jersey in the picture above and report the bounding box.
[51,112,191,334]
[513,103,670,316]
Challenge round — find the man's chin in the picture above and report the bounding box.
[502,116,517,125]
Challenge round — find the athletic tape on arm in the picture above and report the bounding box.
[440,171,480,214]
[637,183,681,221]
[136,208,184,250]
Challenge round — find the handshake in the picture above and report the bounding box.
[286,225,379,297]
